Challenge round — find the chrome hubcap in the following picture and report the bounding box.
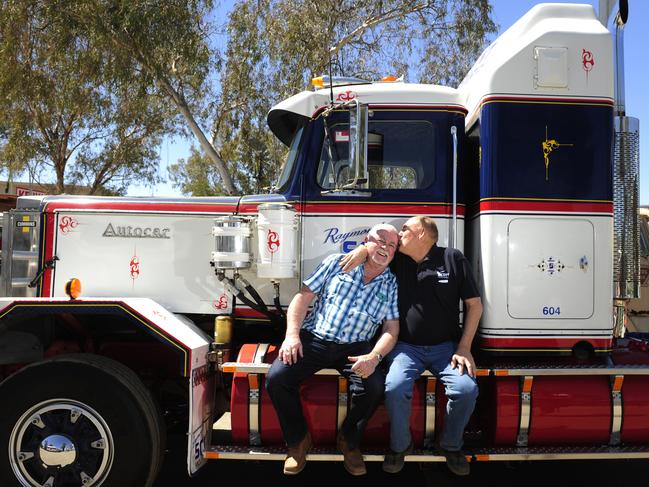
[39,435,77,468]
[9,399,114,487]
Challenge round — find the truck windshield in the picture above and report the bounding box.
[274,124,305,192]
[317,111,436,190]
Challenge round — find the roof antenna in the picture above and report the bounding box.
[328,47,335,106]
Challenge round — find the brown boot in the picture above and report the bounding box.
[283,432,312,475]
[337,432,367,476]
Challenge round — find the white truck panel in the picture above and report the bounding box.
[479,213,614,336]
[52,212,229,315]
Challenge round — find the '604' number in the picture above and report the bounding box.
[542,306,560,316]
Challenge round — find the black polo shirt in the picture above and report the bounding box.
[390,244,480,346]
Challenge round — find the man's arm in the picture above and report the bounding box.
[339,245,368,272]
[451,296,483,378]
[279,285,316,365]
[348,318,399,378]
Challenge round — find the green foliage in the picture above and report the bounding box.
[170,0,497,196]
[0,0,212,194]
[0,0,496,197]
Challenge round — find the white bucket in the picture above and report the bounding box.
[256,203,298,279]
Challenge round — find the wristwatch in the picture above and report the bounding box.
[374,351,383,363]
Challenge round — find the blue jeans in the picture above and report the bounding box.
[384,340,478,452]
[266,330,385,448]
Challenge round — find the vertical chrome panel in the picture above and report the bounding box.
[248,344,270,446]
[609,375,624,446]
[516,376,534,447]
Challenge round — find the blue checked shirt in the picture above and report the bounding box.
[302,254,399,343]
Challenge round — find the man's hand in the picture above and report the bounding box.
[339,245,368,272]
[348,354,379,379]
[278,335,303,365]
[451,347,476,378]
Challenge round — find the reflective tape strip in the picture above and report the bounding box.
[516,376,534,447]
[609,374,624,446]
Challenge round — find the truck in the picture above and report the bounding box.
[0,2,645,486]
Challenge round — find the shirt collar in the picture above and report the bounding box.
[358,262,392,283]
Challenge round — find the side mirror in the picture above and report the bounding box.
[346,101,369,188]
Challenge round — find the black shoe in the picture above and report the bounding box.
[382,441,413,474]
[436,446,470,476]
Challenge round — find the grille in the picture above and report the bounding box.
[613,116,640,299]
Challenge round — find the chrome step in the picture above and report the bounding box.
[204,444,649,462]
[205,445,446,462]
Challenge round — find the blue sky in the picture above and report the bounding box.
[130,0,648,204]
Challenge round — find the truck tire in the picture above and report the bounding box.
[0,354,165,487]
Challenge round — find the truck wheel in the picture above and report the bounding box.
[0,354,165,487]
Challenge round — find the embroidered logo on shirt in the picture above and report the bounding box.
[376,292,387,302]
[436,268,449,284]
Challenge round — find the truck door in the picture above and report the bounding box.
[295,106,466,279]
[1,210,42,297]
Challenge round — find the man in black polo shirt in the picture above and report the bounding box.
[341,215,482,476]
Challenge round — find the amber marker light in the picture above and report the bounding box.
[311,76,325,89]
[65,278,82,299]
[380,75,398,82]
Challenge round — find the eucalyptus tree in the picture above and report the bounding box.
[170,0,497,196]
[0,0,179,194]
[69,0,238,194]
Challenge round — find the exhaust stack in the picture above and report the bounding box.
[605,0,641,336]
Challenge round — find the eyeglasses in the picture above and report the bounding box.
[368,235,397,250]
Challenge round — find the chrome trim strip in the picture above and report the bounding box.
[223,362,649,377]
[248,375,261,446]
[253,343,270,364]
[223,363,441,376]
[476,451,649,461]
[204,446,649,462]
[450,125,458,248]
[516,376,533,447]
[609,375,624,446]
[492,367,649,376]
[248,344,269,446]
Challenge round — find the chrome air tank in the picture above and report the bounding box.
[211,216,252,269]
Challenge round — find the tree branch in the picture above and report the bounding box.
[330,2,431,56]
[99,21,237,194]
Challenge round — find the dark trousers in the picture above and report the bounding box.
[266,330,384,449]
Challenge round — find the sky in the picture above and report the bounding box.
[128,0,649,204]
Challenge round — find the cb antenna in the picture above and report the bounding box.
[328,47,335,106]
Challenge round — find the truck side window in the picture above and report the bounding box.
[317,116,435,190]
[275,124,305,192]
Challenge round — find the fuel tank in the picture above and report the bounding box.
[230,344,447,447]
[230,343,649,447]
